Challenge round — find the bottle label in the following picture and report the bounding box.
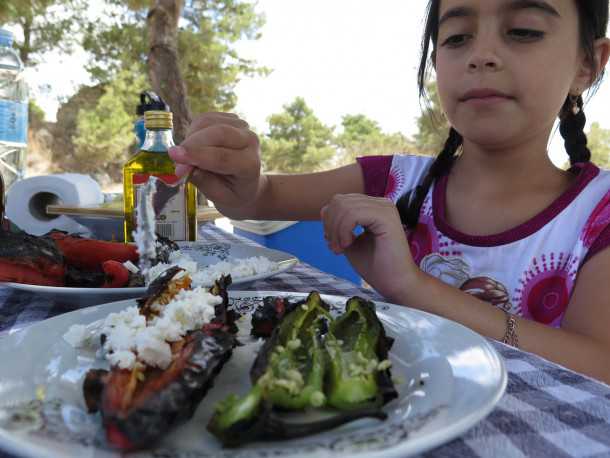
[133,173,188,241]
[0,100,27,144]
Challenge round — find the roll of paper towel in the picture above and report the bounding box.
[6,174,104,236]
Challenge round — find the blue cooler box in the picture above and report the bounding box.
[231,220,361,285]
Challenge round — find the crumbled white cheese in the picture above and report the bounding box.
[97,285,221,370]
[63,324,88,348]
[135,327,172,369]
[107,350,137,370]
[63,320,104,349]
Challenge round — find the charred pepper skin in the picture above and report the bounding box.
[101,329,236,451]
[83,275,238,451]
[250,296,298,338]
[209,292,331,446]
[0,229,66,285]
[0,228,187,288]
[208,293,398,447]
[0,228,138,287]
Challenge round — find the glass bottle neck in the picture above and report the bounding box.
[141,128,175,153]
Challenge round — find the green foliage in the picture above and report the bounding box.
[82,0,267,114]
[0,0,86,66]
[261,98,335,173]
[28,100,45,128]
[335,114,415,166]
[588,122,610,169]
[72,69,147,175]
[413,81,449,156]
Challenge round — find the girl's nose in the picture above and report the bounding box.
[466,41,503,72]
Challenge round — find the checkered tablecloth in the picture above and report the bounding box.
[1,223,609,458]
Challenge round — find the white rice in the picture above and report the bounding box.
[145,250,278,287]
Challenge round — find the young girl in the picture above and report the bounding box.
[169,0,610,384]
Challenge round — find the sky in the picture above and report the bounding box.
[21,0,610,165]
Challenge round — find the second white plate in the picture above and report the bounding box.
[1,242,298,306]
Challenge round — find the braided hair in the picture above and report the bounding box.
[397,127,462,228]
[559,95,591,168]
[398,0,609,230]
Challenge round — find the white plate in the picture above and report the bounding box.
[0,291,506,458]
[1,242,298,306]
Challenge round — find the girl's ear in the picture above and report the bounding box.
[573,38,610,92]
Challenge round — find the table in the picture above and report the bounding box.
[1,223,609,458]
[45,203,223,222]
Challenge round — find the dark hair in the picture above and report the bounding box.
[398,0,610,229]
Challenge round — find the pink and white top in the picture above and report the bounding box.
[358,154,610,327]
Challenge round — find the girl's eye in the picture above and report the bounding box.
[508,28,545,41]
[441,34,471,48]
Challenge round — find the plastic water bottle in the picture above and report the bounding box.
[0,28,28,192]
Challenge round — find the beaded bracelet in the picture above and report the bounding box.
[502,311,519,348]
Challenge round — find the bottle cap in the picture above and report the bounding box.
[0,29,13,48]
[144,110,173,130]
[137,91,169,116]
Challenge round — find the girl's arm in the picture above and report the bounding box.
[393,249,610,384]
[321,194,610,384]
[170,113,365,221]
[243,165,365,221]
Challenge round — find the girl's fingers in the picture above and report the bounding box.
[336,210,358,250]
[322,196,357,253]
[186,113,249,138]
[322,195,399,254]
[181,123,255,151]
[320,204,339,252]
[189,169,234,204]
[174,163,193,177]
[170,143,258,176]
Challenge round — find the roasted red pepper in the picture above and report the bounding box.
[0,259,65,286]
[101,260,130,288]
[48,232,139,272]
[84,275,237,451]
[0,230,66,286]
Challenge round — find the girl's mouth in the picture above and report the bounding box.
[459,89,514,105]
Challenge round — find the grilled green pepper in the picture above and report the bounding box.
[325,297,395,410]
[208,292,330,441]
[255,291,329,410]
[207,293,397,447]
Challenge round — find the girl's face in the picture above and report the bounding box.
[435,0,588,150]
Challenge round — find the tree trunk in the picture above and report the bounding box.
[18,15,32,66]
[147,0,191,144]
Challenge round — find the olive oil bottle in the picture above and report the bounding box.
[123,110,197,242]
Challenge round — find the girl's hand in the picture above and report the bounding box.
[168,113,263,215]
[320,194,418,302]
